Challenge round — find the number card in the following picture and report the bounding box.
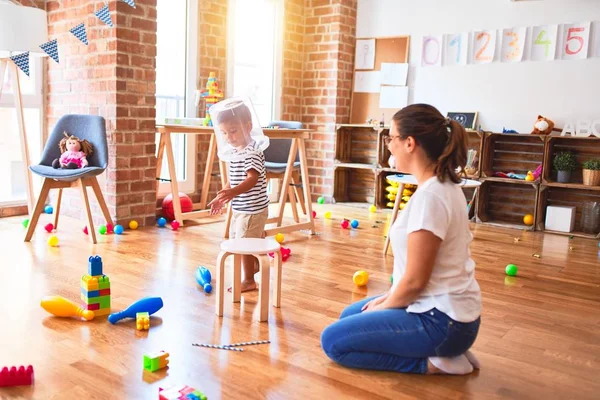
[501,27,527,62]
[473,30,496,64]
[444,33,469,66]
[530,25,558,61]
[561,22,590,60]
[421,35,443,67]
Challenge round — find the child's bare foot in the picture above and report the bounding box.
[227,280,258,293]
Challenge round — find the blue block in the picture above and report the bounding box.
[88,255,103,276]
[81,287,100,297]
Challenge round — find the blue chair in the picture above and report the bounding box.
[24,115,113,244]
[264,121,306,218]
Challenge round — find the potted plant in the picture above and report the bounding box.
[552,151,577,183]
[582,158,600,186]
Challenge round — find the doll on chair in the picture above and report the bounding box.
[52,132,93,169]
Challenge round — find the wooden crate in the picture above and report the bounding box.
[333,167,376,204]
[537,185,600,239]
[542,135,600,186]
[334,125,382,166]
[465,130,485,179]
[377,128,392,168]
[376,171,404,209]
[481,133,545,178]
[476,180,539,230]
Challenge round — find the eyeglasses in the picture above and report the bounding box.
[383,135,401,145]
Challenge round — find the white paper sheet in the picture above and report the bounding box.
[593,21,600,57]
[562,22,591,60]
[421,35,443,67]
[379,86,408,109]
[501,27,527,62]
[355,38,376,70]
[353,71,381,93]
[472,30,497,64]
[380,63,408,86]
[530,25,558,61]
[444,33,469,66]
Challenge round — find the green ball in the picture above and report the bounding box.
[317,196,325,204]
[505,264,518,276]
[98,225,107,235]
[22,218,29,228]
[390,275,393,284]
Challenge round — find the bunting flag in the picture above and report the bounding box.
[121,0,136,8]
[40,39,59,64]
[10,52,30,77]
[70,23,89,45]
[94,4,114,28]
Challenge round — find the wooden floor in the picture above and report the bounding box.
[0,204,599,400]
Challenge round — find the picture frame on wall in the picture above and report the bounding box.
[447,112,478,130]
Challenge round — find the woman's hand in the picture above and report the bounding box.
[361,294,389,312]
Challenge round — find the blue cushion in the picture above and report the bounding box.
[265,161,301,174]
[30,165,105,181]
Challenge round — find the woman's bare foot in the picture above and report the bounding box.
[227,280,258,293]
[427,355,473,375]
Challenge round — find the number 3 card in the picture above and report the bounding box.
[561,22,591,60]
[501,27,527,62]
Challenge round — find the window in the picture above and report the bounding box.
[0,57,44,206]
[227,0,283,126]
[155,0,198,195]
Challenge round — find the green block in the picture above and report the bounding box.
[80,294,111,309]
[98,275,110,290]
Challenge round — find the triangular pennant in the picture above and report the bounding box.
[94,4,114,28]
[10,52,30,77]
[120,0,136,8]
[70,23,89,45]
[40,39,59,64]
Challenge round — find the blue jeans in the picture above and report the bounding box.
[320,295,480,374]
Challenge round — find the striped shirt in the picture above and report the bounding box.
[229,141,269,214]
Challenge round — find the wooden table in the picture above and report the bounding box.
[155,124,315,237]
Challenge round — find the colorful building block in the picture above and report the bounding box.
[159,384,207,400]
[88,255,103,276]
[94,308,111,317]
[80,288,111,298]
[143,351,169,372]
[136,312,150,331]
[98,275,110,290]
[0,365,34,387]
[80,294,111,309]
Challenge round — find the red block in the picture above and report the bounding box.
[0,365,34,387]
[86,303,100,311]
[99,289,111,296]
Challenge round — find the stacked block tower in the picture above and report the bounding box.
[81,255,111,316]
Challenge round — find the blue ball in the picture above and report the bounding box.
[114,224,124,235]
[44,205,53,214]
[157,217,167,227]
[351,219,359,229]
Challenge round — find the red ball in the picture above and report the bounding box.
[162,192,193,221]
[312,210,316,218]
[341,219,350,229]
[83,226,88,235]
[106,223,113,233]
[44,223,54,233]
[171,220,180,231]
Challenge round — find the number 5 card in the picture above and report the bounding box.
[561,22,591,60]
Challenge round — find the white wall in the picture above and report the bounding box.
[356,0,600,133]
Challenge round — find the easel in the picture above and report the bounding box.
[0,58,35,212]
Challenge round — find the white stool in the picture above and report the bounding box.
[216,238,283,322]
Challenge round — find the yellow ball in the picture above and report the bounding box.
[353,270,369,286]
[47,235,59,247]
[369,205,377,213]
[324,211,332,219]
[275,233,284,244]
[523,214,534,226]
[129,220,139,230]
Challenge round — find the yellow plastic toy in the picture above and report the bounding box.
[523,214,534,226]
[386,193,396,201]
[275,233,284,244]
[369,205,377,213]
[129,220,138,230]
[353,270,369,286]
[40,295,95,321]
[385,186,398,195]
[47,235,58,247]
[525,171,535,181]
[136,312,150,331]
[324,211,332,219]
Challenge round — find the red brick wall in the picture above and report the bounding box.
[14,0,45,9]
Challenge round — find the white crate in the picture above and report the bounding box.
[545,205,576,232]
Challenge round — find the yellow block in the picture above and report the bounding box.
[94,308,111,316]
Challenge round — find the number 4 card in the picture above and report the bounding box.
[530,25,558,61]
[562,22,591,60]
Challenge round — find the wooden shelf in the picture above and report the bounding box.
[476,180,538,231]
[542,181,600,191]
[481,133,545,178]
[540,229,600,240]
[543,135,600,186]
[480,176,539,186]
[333,162,376,170]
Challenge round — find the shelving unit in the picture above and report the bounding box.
[476,179,539,231]
[480,132,545,179]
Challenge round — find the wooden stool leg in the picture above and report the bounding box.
[257,254,271,322]
[54,188,62,230]
[216,251,230,317]
[24,178,51,242]
[232,254,242,303]
[272,250,282,308]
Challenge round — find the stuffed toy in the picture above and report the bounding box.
[531,115,555,135]
[52,132,93,169]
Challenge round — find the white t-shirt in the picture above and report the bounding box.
[389,176,481,323]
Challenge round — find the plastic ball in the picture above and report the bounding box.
[523,214,534,226]
[22,218,29,228]
[106,223,114,234]
[275,233,284,244]
[157,217,167,227]
[324,211,332,219]
[341,219,350,229]
[44,205,53,214]
[98,225,107,235]
[114,225,124,235]
[171,220,180,231]
[83,226,88,235]
[369,205,377,213]
[317,196,325,204]
[390,275,393,284]
[351,219,359,229]
[505,263,518,276]
[312,210,316,218]
[44,223,54,233]
[129,220,139,230]
[47,235,59,247]
[162,192,194,220]
[353,270,369,286]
